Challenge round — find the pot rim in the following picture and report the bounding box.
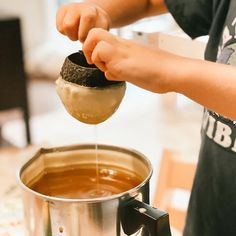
[17,143,153,203]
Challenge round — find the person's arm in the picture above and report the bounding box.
[173,57,236,121]
[56,0,168,41]
[85,0,168,27]
[83,28,236,121]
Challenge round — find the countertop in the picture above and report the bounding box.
[0,147,37,236]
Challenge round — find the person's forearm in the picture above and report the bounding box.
[85,0,168,27]
[171,56,236,121]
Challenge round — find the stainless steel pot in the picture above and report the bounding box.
[18,144,171,236]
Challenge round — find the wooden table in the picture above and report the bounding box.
[0,147,37,236]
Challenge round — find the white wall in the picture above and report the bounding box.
[0,1,207,81]
[0,0,51,54]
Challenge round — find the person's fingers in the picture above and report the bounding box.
[62,8,81,41]
[78,7,97,42]
[94,10,110,30]
[56,5,68,35]
[92,60,107,72]
[92,41,114,64]
[91,41,115,71]
[105,71,118,81]
[83,28,116,64]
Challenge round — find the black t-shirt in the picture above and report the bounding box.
[164,0,236,235]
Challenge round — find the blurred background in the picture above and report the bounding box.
[0,1,207,235]
[0,0,205,149]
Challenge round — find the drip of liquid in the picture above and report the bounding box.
[90,125,115,198]
[29,126,143,199]
[94,125,101,195]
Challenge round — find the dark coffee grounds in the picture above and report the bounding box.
[60,51,122,87]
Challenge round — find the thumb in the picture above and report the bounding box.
[91,40,115,71]
[105,71,118,81]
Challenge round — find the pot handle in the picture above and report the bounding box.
[121,199,172,236]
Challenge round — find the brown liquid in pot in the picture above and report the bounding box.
[30,164,142,199]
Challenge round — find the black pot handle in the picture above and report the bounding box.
[121,199,172,236]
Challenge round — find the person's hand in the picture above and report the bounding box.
[83,28,177,93]
[56,2,111,42]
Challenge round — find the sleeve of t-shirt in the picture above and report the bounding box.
[164,0,213,39]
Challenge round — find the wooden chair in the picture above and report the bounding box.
[0,14,31,145]
[152,149,197,234]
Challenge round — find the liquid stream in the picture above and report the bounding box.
[30,126,142,199]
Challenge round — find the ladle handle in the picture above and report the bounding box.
[121,199,172,236]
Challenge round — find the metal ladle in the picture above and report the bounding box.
[56,51,126,124]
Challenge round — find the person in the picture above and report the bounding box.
[56,1,236,235]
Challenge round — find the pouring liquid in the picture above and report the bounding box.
[91,125,105,197]
[29,127,142,199]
